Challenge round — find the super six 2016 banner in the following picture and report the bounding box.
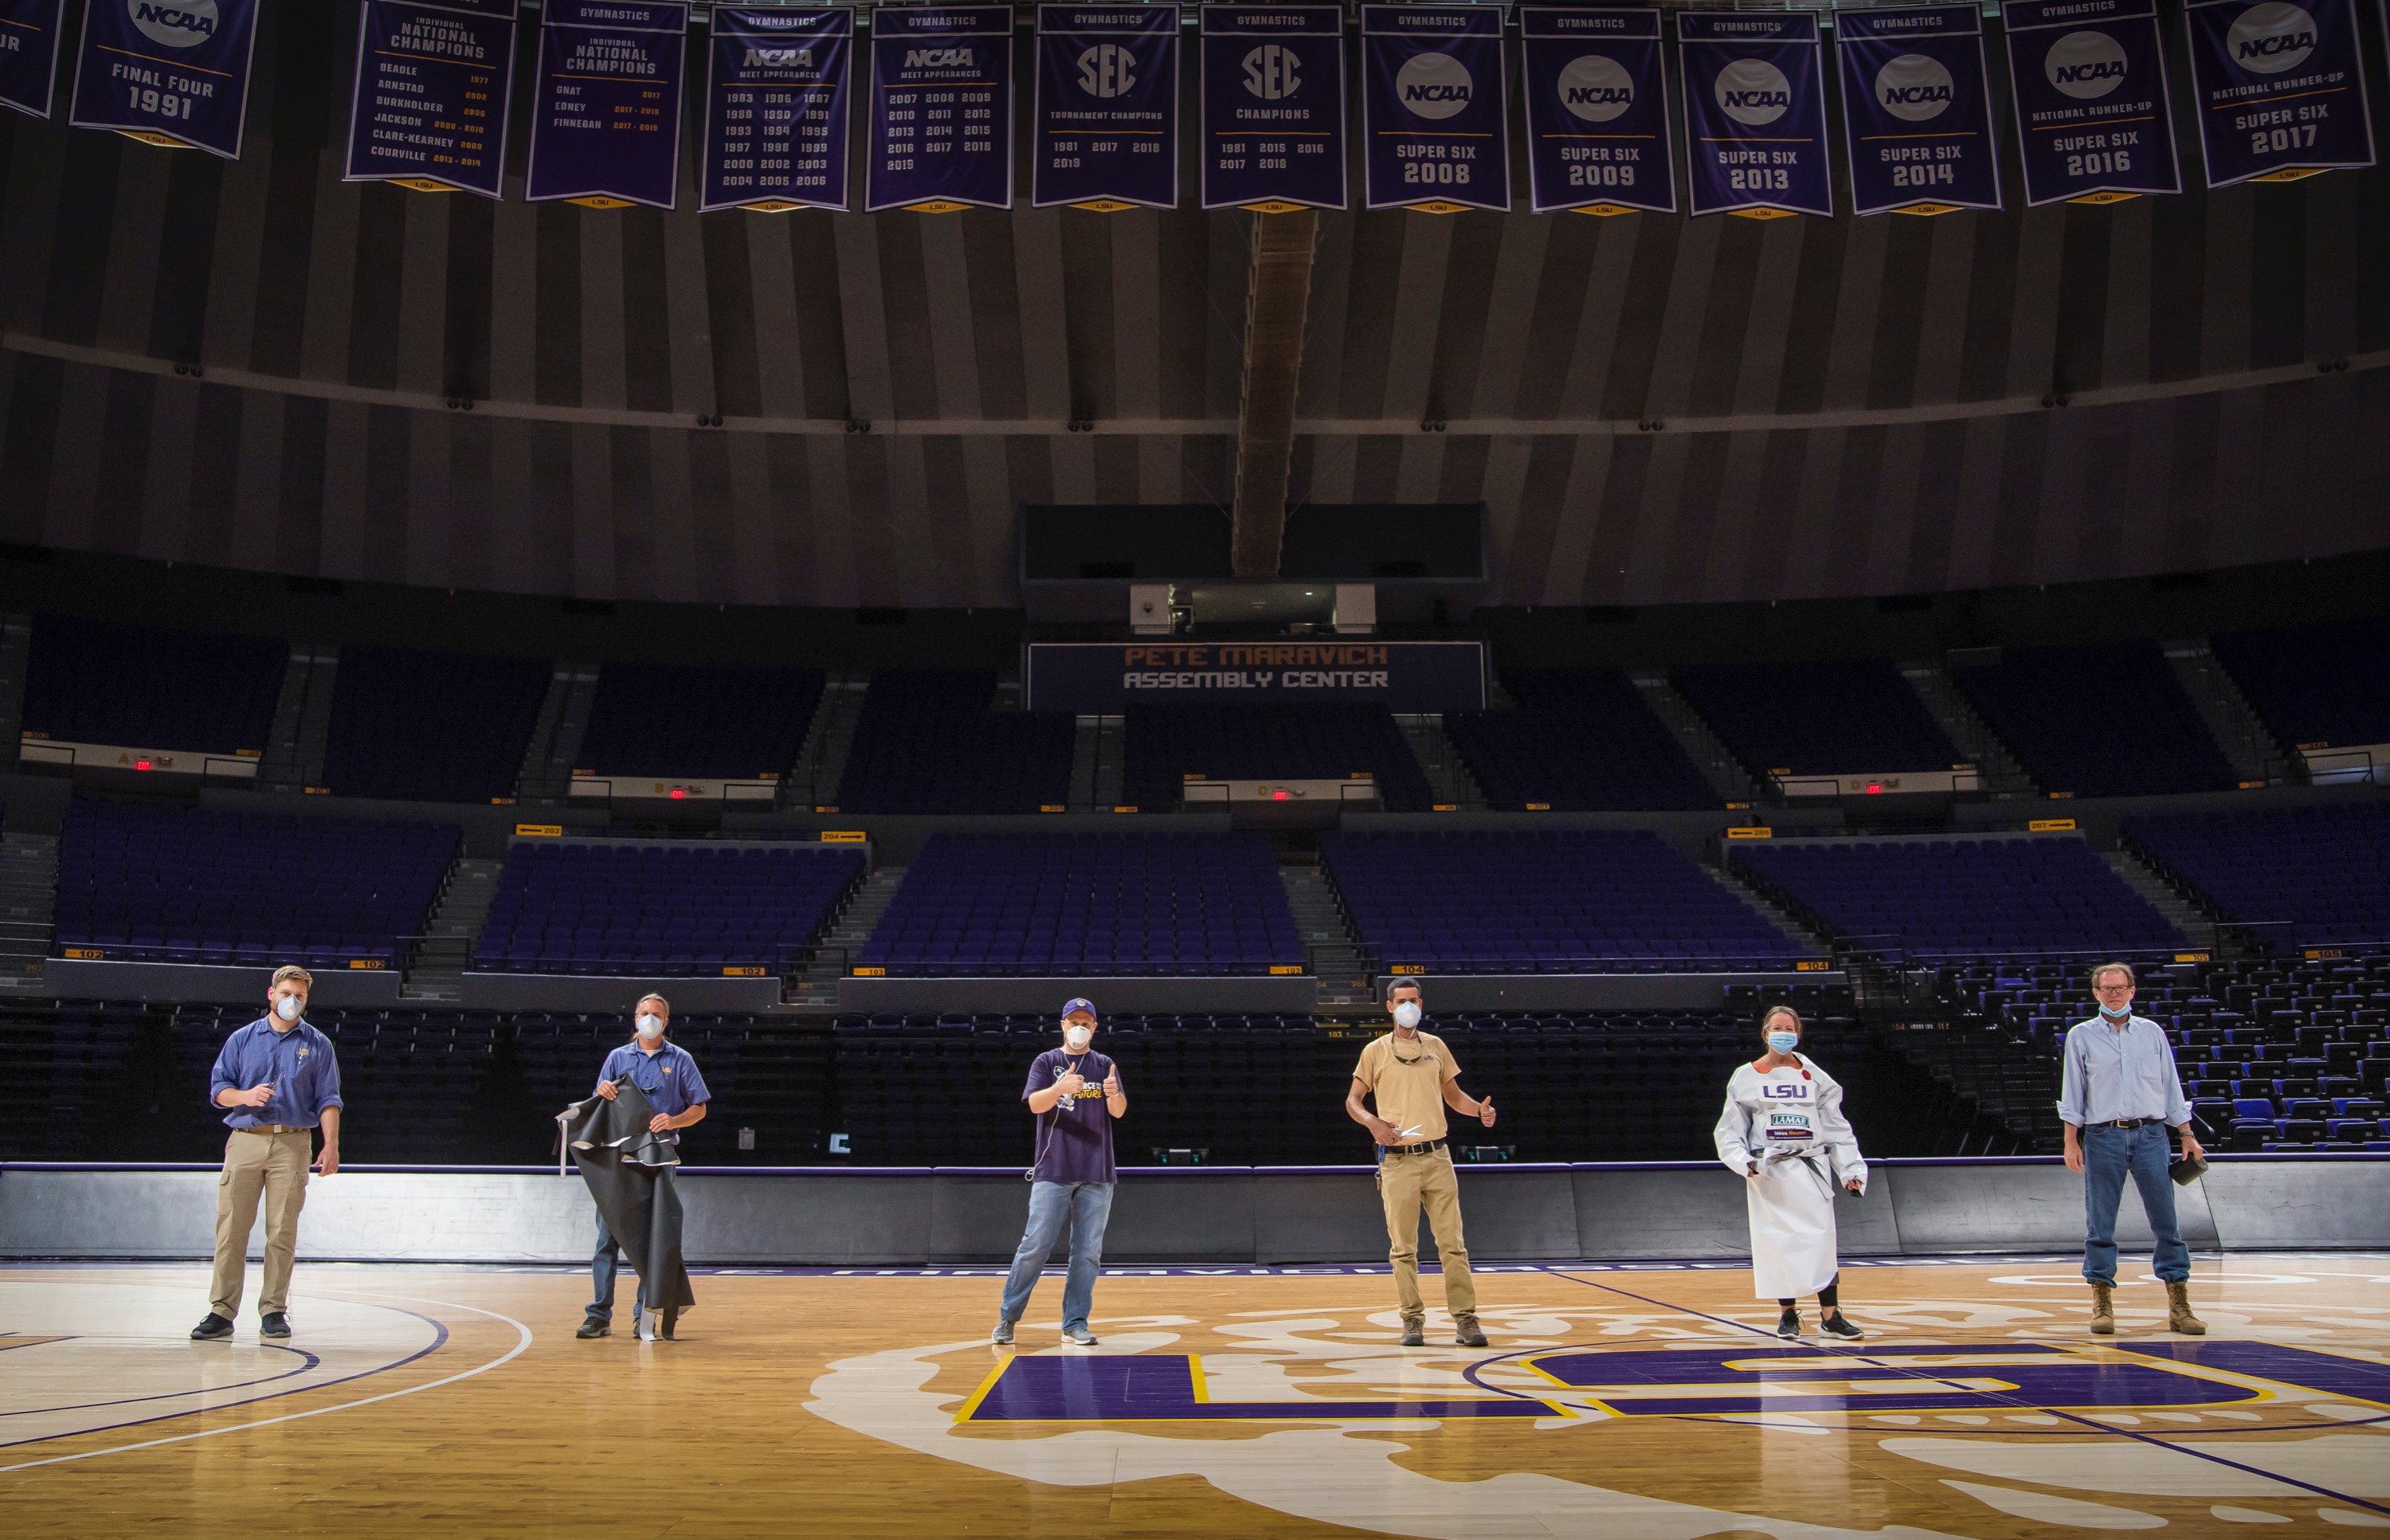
[0,0,62,118]
[701,6,852,212]
[1519,7,1676,216]
[70,0,263,156]
[1677,9,1832,217]
[867,5,1013,212]
[1200,4,1346,211]
[344,0,517,198]
[1835,3,2001,215]
[1033,4,1177,210]
[1361,4,1509,212]
[526,0,688,208]
[2183,0,2376,186]
[2002,0,2181,204]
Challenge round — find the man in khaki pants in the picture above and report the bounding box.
[191,966,343,1342]
[1346,980,1497,1349]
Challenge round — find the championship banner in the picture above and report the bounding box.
[2183,0,2376,186]
[1835,4,2000,216]
[0,0,63,119]
[343,0,517,198]
[1518,6,1675,215]
[2000,0,2180,205]
[1032,4,1178,210]
[865,5,1013,213]
[526,0,688,210]
[1360,4,1509,213]
[700,6,852,212]
[1025,641,1488,713]
[69,0,263,157]
[1675,10,1832,217]
[1198,4,1346,212]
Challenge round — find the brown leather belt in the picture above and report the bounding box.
[2093,1118,2159,1130]
[1383,1138,1447,1157]
[237,1124,309,1135]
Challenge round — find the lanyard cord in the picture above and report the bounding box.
[1027,1052,1094,1181]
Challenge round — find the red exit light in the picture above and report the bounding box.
[669,788,688,800]
[1865,782,1883,794]
[134,758,153,771]
[1272,789,1289,801]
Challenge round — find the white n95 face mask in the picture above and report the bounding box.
[1063,1025,1093,1051]
[637,1013,665,1040]
[1392,1001,1423,1030]
[275,996,301,1022]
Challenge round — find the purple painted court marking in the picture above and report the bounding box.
[0,1340,322,1418]
[966,1353,1551,1423]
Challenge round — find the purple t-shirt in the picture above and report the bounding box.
[1023,1047,1121,1185]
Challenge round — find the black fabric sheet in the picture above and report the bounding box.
[564,1080,696,1313]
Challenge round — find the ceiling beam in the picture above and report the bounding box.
[1229,210,1319,580]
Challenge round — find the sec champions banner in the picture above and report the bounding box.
[2001,0,2180,204]
[526,0,688,208]
[1032,4,1177,210]
[1198,4,1346,212]
[0,0,63,118]
[344,0,516,198]
[1360,4,1508,212]
[1519,7,1675,216]
[69,0,263,157]
[2183,0,2376,186]
[866,5,1013,212]
[1835,4,2000,215]
[1676,10,1831,217]
[701,6,852,212]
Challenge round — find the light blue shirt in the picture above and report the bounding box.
[596,1040,711,1144]
[208,1017,343,1130]
[2058,1013,2192,1128]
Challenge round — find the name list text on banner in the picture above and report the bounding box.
[701,6,852,211]
[1519,6,1676,216]
[1199,4,1346,211]
[2001,0,2181,205]
[1676,10,1832,217]
[345,0,518,198]
[1835,3,2000,215]
[0,0,64,119]
[1033,3,1178,210]
[2182,0,2375,186]
[1360,3,1509,212]
[70,0,262,157]
[526,0,689,209]
[867,5,1014,212]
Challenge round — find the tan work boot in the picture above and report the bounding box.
[2088,1281,2115,1335]
[2166,1280,2208,1336]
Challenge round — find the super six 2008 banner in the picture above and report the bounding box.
[1519,7,1676,216]
[1361,4,1509,212]
[0,0,63,119]
[70,0,262,156]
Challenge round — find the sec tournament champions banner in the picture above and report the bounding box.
[526,0,688,208]
[701,7,852,212]
[1033,5,1177,210]
[1199,5,1346,212]
[1360,5,1508,212]
[866,6,1013,213]
[0,0,63,118]
[1518,8,1675,216]
[69,0,262,157]
[1835,5,2000,216]
[1676,11,1831,217]
[2184,0,2376,186]
[2001,0,2180,204]
[1025,642,1488,713]
[344,0,517,198]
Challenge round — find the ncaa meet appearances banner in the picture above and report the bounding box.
[1025,641,1488,713]
[701,6,852,212]
[343,0,516,198]
[2183,0,2376,186]
[1835,4,2000,215]
[1518,7,1675,216]
[1033,4,1177,210]
[1360,4,1508,212]
[1198,4,1346,211]
[867,5,1013,212]
[1676,10,1831,217]
[2001,0,2180,205]
[69,0,263,157]
[0,0,63,118]
[526,0,688,208]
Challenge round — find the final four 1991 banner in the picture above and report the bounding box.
[1033,4,1178,210]
[69,0,262,157]
[0,0,63,119]
[345,0,519,198]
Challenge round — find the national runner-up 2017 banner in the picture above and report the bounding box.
[1033,4,1177,210]
[2001,0,2180,205]
[69,0,262,157]
[526,0,688,209]
[701,6,852,212]
[866,6,1013,213]
[344,0,517,198]
[1199,4,1346,212]
[1835,4,2000,215]
[1675,10,1831,217]
[2183,0,2376,186]
[1360,4,1508,212]
[1518,7,1675,216]
[0,0,63,119]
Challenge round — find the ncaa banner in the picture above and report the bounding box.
[2001,0,2180,204]
[1519,7,1676,216]
[1032,4,1178,210]
[69,0,263,158]
[526,0,688,209]
[343,0,517,199]
[701,7,852,212]
[1,0,63,119]
[2184,0,2376,186]
[1676,10,1832,217]
[1198,4,1346,212]
[1361,4,1509,213]
[1835,5,2000,216]
[866,5,1013,212]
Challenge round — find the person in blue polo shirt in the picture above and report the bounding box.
[578,993,710,1339]
[191,965,343,1342]
[993,998,1126,1348]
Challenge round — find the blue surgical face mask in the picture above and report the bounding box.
[1392,1001,1424,1031]
[2099,1001,2130,1020]
[1767,1029,1798,1053]
[275,996,302,1023]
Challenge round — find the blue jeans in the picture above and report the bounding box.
[589,1209,644,1323]
[999,1181,1115,1331]
[2081,1122,2189,1285]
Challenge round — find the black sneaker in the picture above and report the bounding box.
[190,1313,234,1342]
[259,1312,292,1339]
[1400,1321,1425,1347]
[1777,1308,1801,1339]
[575,1316,610,1339]
[1820,1313,1864,1341]
[1454,1317,1489,1349]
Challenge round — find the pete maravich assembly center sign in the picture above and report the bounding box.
[1025,641,1487,711]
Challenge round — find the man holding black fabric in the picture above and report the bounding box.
[578,994,708,1339]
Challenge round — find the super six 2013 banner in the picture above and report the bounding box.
[526,0,688,208]
[2001,0,2181,204]
[0,0,62,118]
[701,6,852,212]
[1200,4,1346,211]
[867,4,1013,212]
[1519,7,1676,216]
[70,0,263,156]
[1677,9,1832,217]
[2182,0,2376,186]
[1361,4,1509,212]
[344,0,516,198]
[1835,3,2000,215]
[1033,4,1177,210]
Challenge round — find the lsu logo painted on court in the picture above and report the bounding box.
[2227,2,2318,73]
[131,0,217,47]
[1557,53,1633,123]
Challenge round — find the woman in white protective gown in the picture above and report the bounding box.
[1714,1005,1869,1340]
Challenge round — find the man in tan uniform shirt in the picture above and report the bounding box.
[1346,979,1497,1348]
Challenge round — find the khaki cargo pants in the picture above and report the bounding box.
[1378,1145,1475,1323]
[210,1129,312,1319]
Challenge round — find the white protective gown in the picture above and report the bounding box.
[1714,1053,1869,1299]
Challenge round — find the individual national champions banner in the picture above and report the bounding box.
[2000,0,2180,205]
[1032,4,1178,210]
[344,0,517,198]
[0,0,63,119]
[1835,4,2000,215]
[69,0,262,157]
[866,6,1013,213]
[701,7,852,212]
[1360,4,1509,212]
[1198,4,1346,212]
[526,0,687,208]
[1518,7,1675,216]
[1675,10,1832,217]
[2183,0,2376,186]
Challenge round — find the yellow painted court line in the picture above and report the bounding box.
[950,1358,1010,1423]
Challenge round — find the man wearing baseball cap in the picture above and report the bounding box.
[993,998,1126,1347]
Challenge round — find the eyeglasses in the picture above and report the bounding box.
[2093,984,2135,994]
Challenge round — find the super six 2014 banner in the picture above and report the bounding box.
[0,0,62,118]
[1676,9,1832,217]
[2183,0,2376,186]
[70,0,263,156]
[1835,4,2000,215]
[1033,4,1177,210]
[867,5,1013,212]
[1519,7,1676,216]
[1361,4,1509,212]
[2002,0,2181,204]
[1199,4,1346,211]
[527,0,688,208]
[701,6,852,212]
[344,0,517,198]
